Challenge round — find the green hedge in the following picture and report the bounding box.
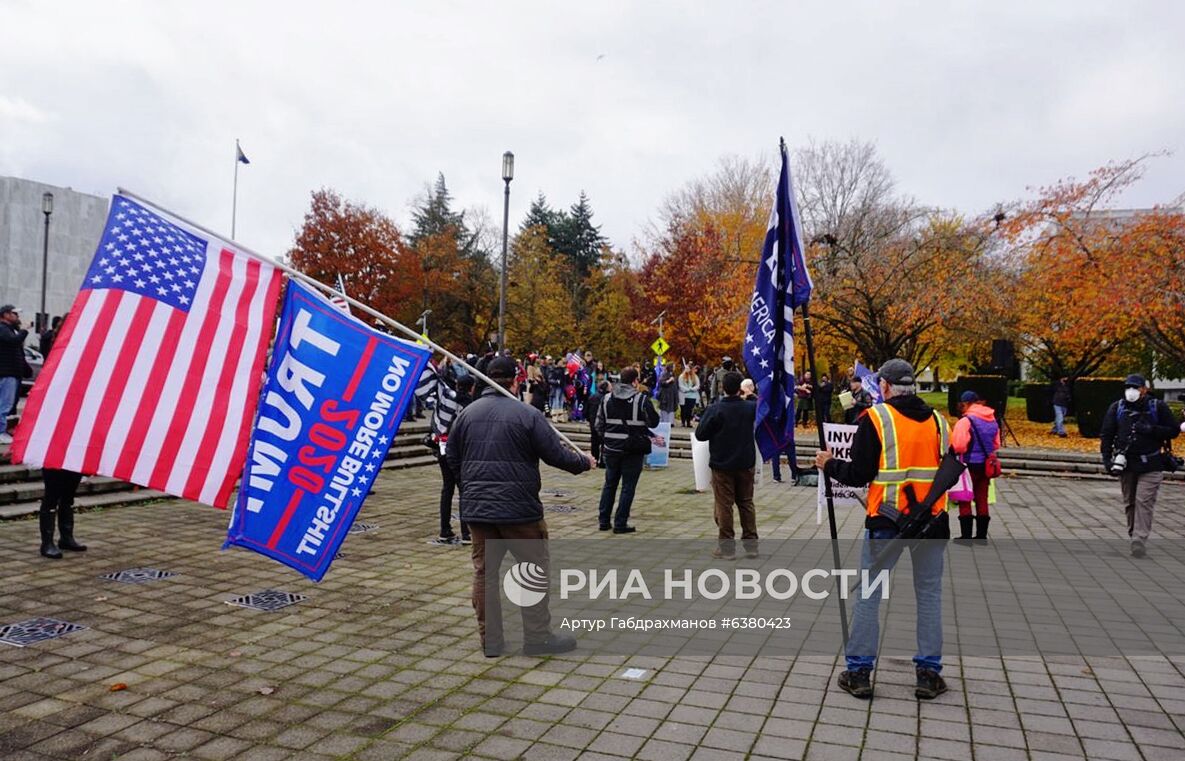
[1073,378,1125,438]
[947,375,1009,418]
[1024,383,1055,423]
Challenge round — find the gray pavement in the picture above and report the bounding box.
[2,460,1184,760]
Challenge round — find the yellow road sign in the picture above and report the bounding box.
[651,337,669,356]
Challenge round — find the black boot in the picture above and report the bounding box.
[974,515,990,544]
[954,516,974,545]
[57,503,87,552]
[39,507,62,559]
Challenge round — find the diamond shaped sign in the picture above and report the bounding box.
[650,337,669,356]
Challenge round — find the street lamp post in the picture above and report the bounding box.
[40,192,53,334]
[498,151,514,351]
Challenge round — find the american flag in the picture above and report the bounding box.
[12,194,282,508]
[746,139,813,461]
[415,361,459,439]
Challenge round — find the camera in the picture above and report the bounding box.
[1110,453,1127,473]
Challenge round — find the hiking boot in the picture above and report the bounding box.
[522,633,577,656]
[711,548,736,561]
[612,526,636,534]
[837,668,873,699]
[974,515,991,545]
[954,516,974,546]
[1131,541,1146,558]
[599,524,611,531]
[915,668,947,700]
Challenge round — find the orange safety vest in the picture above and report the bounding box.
[865,403,950,521]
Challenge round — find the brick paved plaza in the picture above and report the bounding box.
[2,460,1184,760]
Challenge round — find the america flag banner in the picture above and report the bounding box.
[12,194,283,508]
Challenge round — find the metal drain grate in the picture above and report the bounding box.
[226,590,307,612]
[99,568,178,584]
[349,522,378,534]
[544,504,581,513]
[0,617,87,648]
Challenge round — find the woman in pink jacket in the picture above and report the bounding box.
[950,391,1001,543]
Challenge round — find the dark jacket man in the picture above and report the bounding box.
[448,383,591,525]
[695,393,756,471]
[694,371,758,559]
[1051,378,1072,410]
[596,375,660,458]
[0,313,28,379]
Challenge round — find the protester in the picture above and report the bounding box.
[709,356,734,404]
[739,378,756,400]
[546,356,566,416]
[678,364,701,428]
[795,371,814,426]
[0,305,28,445]
[657,367,679,424]
[950,390,1000,544]
[1100,374,1180,557]
[594,368,660,534]
[447,356,595,656]
[586,381,609,464]
[431,375,475,546]
[39,469,87,559]
[815,358,950,700]
[526,354,547,411]
[844,376,874,424]
[1051,377,1071,437]
[695,371,758,560]
[39,315,61,358]
[817,373,834,423]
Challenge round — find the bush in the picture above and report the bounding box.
[1024,383,1055,424]
[1073,378,1126,438]
[948,375,1009,419]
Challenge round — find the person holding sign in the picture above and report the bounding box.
[447,357,596,657]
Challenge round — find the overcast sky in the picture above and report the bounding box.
[2,1,1183,260]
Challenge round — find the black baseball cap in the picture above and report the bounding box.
[1124,374,1147,388]
[488,356,517,379]
[0,305,19,315]
[876,358,915,386]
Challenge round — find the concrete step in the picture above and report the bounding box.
[0,487,171,520]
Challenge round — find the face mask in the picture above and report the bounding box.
[1124,388,1140,403]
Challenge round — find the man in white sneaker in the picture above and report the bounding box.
[0,305,29,445]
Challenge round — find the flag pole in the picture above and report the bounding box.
[232,139,240,239]
[116,187,586,455]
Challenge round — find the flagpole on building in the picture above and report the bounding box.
[116,187,587,456]
[232,139,241,239]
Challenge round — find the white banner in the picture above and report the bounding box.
[817,423,867,523]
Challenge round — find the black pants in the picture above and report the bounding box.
[597,454,644,529]
[41,469,83,538]
[589,427,602,462]
[680,399,696,427]
[796,401,811,425]
[437,458,469,539]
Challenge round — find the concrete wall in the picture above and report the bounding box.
[0,176,109,337]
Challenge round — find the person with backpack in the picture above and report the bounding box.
[1100,374,1180,557]
[594,367,660,534]
[950,391,1001,544]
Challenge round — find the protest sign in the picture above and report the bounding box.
[225,281,430,580]
[647,421,672,468]
[817,422,867,523]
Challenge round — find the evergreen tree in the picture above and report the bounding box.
[554,191,607,277]
[520,191,560,237]
[409,173,469,248]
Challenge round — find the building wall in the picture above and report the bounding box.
[0,176,109,334]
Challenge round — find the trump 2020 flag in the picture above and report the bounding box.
[854,361,884,404]
[746,140,814,461]
[12,194,282,507]
[225,280,430,581]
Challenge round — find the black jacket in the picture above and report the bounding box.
[1100,396,1179,473]
[1051,380,1072,409]
[694,396,756,471]
[586,391,604,430]
[824,394,941,530]
[657,374,679,412]
[447,387,589,524]
[595,383,660,458]
[0,323,28,379]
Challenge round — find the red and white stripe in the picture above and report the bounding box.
[13,208,281,508]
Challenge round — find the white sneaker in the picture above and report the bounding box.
[0,433,13,445]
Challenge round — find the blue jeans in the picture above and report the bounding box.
[846,527,944,673]
[0,376,18,436]
[549,387,565,412]
[1052,405,1068,435]
[598,453,644,528]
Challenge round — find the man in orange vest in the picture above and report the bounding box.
[815,358,950,701]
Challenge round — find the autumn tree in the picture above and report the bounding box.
[582,251,644,366]
[506,226,577,354]
[288,189,419,322]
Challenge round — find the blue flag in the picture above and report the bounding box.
[854,361,884,403]
[236,143,250,164]
[746,140,813,461]
[225,280,430,581]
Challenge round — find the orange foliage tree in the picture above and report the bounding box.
[288,189,420,323]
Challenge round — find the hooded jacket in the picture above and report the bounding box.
[447,387,590,524]
[595,383,660,458]
[951,403,1001,465]
[824,393,946,532]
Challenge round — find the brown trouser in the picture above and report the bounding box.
[1120,470,1163,544]
[710,467,758,554]
[469,520,551,651]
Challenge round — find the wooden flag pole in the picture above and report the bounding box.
[116,188,586,455]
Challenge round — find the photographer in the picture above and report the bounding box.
[1100,374,1179,558]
